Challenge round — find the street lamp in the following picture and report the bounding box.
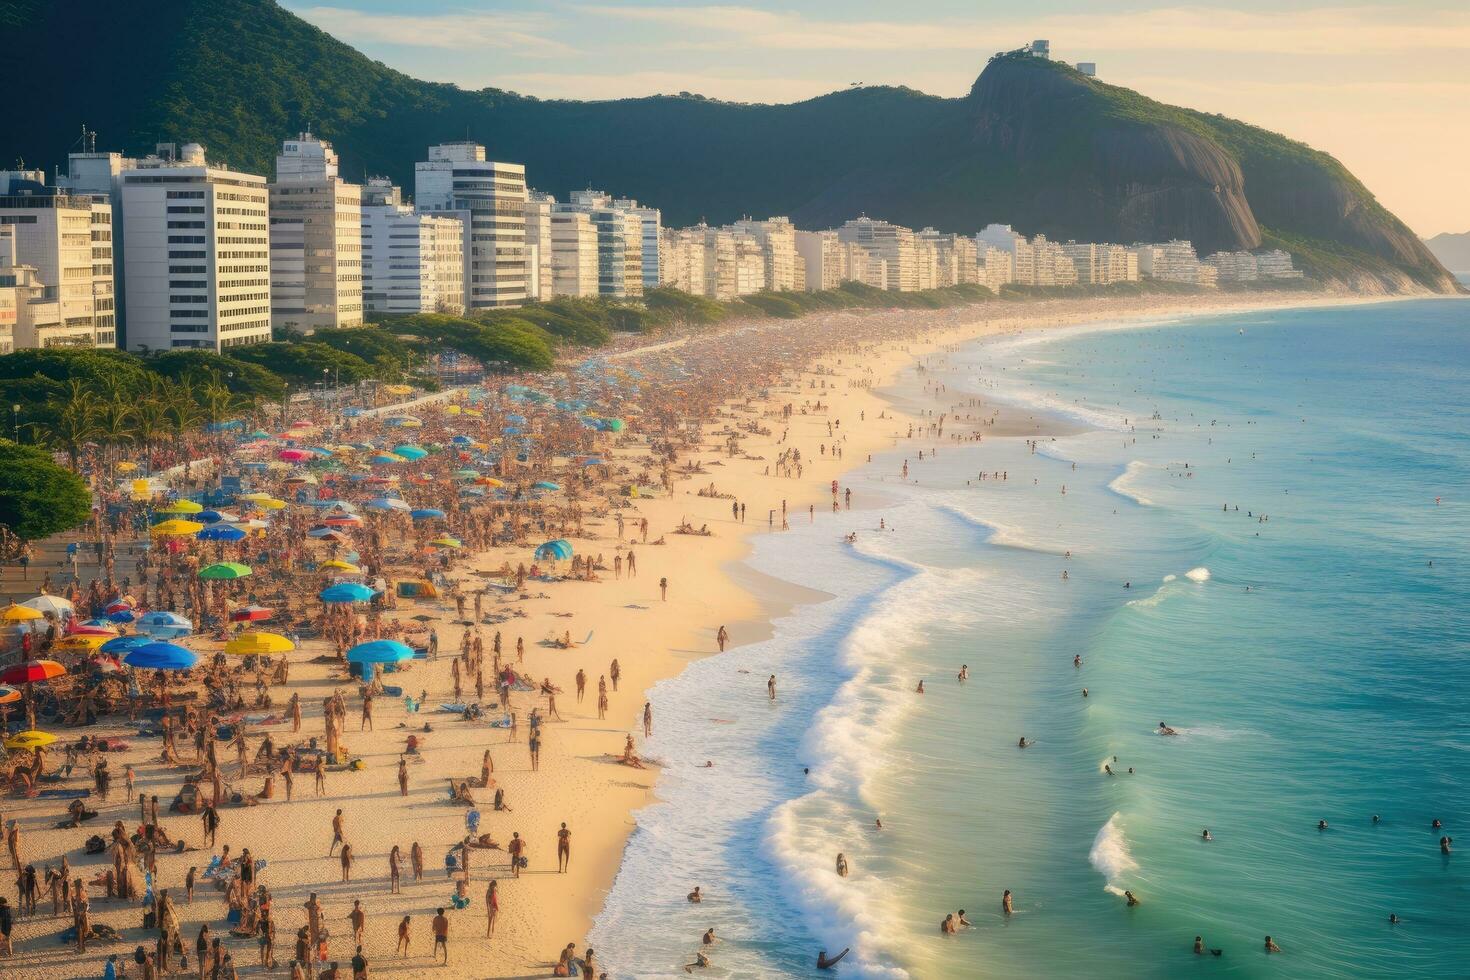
[11,403,19,443]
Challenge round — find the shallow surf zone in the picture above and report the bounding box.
[1089,812,1140,898]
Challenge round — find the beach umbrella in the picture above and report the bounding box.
[383,385,413,397]
[105,609,136,624]
[256,498,287,511]
[535,539,574,561]
[323,514,363,527]
[21,594,72,617]
[0,660,65,685]
[428,537,462,549]
[136,611,193,638]
[319,559,361,573]
[459,487,485,497]
[101,635,153,655]
[124,643,198,671]
[238,492,274,503]
[231,605,274,623]
[582,457,606,466]
[532,481,561,492]
[198,562,253,581]
[450,435,473,445]
[156,500,204,514]
[453,469,480,480]
[1,603,43,622]
[346,639,414,663]
[365,497,411,512]
[116,461,139,473]
[103,599,133,614]
[196,510,226,524]
[54,634,108,653]
[307,527,349,541]
[4,730,57,750]
[410,508,445,521]
[73,619,120,633]
[151,519,205,536]
[197,525,247,542]
[369,453,405,465]
[476,476,505,488]
[0,686,20,705]
[224,632,294,655]
[319,582,376,603]
[392,445,428,460]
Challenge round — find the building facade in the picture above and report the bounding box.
[359,178,464,316]
[120,143,271,351]
[838,217,917,292]
[268,134,362,333]
[415,142,528,309]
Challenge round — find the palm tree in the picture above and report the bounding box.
[163,381,204,440]
[41,396,101,467]
[94,397,138,475]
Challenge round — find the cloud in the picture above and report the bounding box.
[575,4,1470,56]
[288,5,577,56]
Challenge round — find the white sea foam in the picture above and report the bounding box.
[1185,566,1211,583]
[1107,460,1155,506]
[1090,813,1139,898]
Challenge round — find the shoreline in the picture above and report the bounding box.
[2,288,1435,979]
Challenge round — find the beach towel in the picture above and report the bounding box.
[38,788,91,799]
[486,716,512,729]
[438,702,467,713]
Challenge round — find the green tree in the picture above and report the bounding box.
[0,440,92,541]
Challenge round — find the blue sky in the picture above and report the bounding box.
[283,1,1470,234]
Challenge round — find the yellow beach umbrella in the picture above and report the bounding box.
[319,559,361,573]
[1,603,43,622]
[445,405,462,415]
[257,498,287,511]
[4,730,58,750]
[151,519,205,536]
[476,476,504,488]
[224,632,295,655]
[55,634,109,652]
[428,537,463,549]
[157,500,204,514]
[384,384,413,396]
[239,492,274,502]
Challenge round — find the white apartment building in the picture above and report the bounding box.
[614,198,662,289]
[1253,249,1302,279]
[523,192,555,301]
[415,142,527,309]
[359,178,464,316]
[1202,250,1257,282]
[733,233,765,295]
[730,217,799,292]
[548,205,600,298]
[1133,240,1212,285]
[977,224,1031,284]
[979,247,1014,291]
[838,217,917,292]
[567,190,643,299]
[0,170,116,348]
[659,226,707,296]
[795,230,843,292]
[120,143,271,351]
[61,146,132,342]
[269,134,362,333]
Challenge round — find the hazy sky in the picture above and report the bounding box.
[283,1,1470,236]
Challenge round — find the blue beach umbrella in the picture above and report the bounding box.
[347,638,415,682]
[410,508,446,521]
[197,525,247,542]
[319,583,376,603]
[124,642,198,671]
[136,611,194,638]
[106,609,136,624]
[532,481,561,492]
[100,635,153,655]
[365,497,411,512]
[534,539,574,561]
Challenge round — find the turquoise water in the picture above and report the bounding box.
[592,300,1470,978]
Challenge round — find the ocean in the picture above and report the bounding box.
[590,299,1470,978]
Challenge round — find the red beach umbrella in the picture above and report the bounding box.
[0,660,66,685]
[230,606,274,623]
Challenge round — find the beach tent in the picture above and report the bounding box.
[198,562,253,580]
[124,643,198,670]
[319,583,376,603]
[535,539,574,561]
[396,580,439,599]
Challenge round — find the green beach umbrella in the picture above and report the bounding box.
[198,562,253,580]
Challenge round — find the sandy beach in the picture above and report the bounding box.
[0,287,1408,979]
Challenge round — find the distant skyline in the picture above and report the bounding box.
[282,1,1470,237]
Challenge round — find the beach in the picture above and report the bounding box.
[0,287,1428,979]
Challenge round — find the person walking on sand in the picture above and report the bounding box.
[557,823,571,872]
[575,669,586,703]
[717,626,728,652]
[396,915,410,957]
[610,659,621,692]
[431,908,449,964]
[397,758,408,798]
[485,879,499,938]
[389,846,401,894]
[508,833,525,878]
[348,900,365,947]
[643,702,653,738]
[340,843,354,882]
[411,841,424,882]
[660,577,668,601]
[329,810,344,855]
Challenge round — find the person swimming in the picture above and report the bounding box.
[1017,736,1030,748]
[1202,829,1213,841]
[1124,890,1139,906]
[816,948,849,969]
[1318,820,1329,831]
[1264,936,1282,953]
[1157,721,1178,736]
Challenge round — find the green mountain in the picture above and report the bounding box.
[1,0,1455,293]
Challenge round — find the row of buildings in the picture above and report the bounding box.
[0,133,1300,354]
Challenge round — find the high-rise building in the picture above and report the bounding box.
[523,192,555,301]
[60,145,133,343]
[120,142,271,351]
[567,190,643,298]
[614,198,662,289]
[359,178,464,316]
[838,217,917,291]
[415,142,527,309]
[730,217,799,292]
[549,205,600,298]
[1132,240,1210,284]
[0,169,116,348]
[268,134,362,333]
[795,230,843,292]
